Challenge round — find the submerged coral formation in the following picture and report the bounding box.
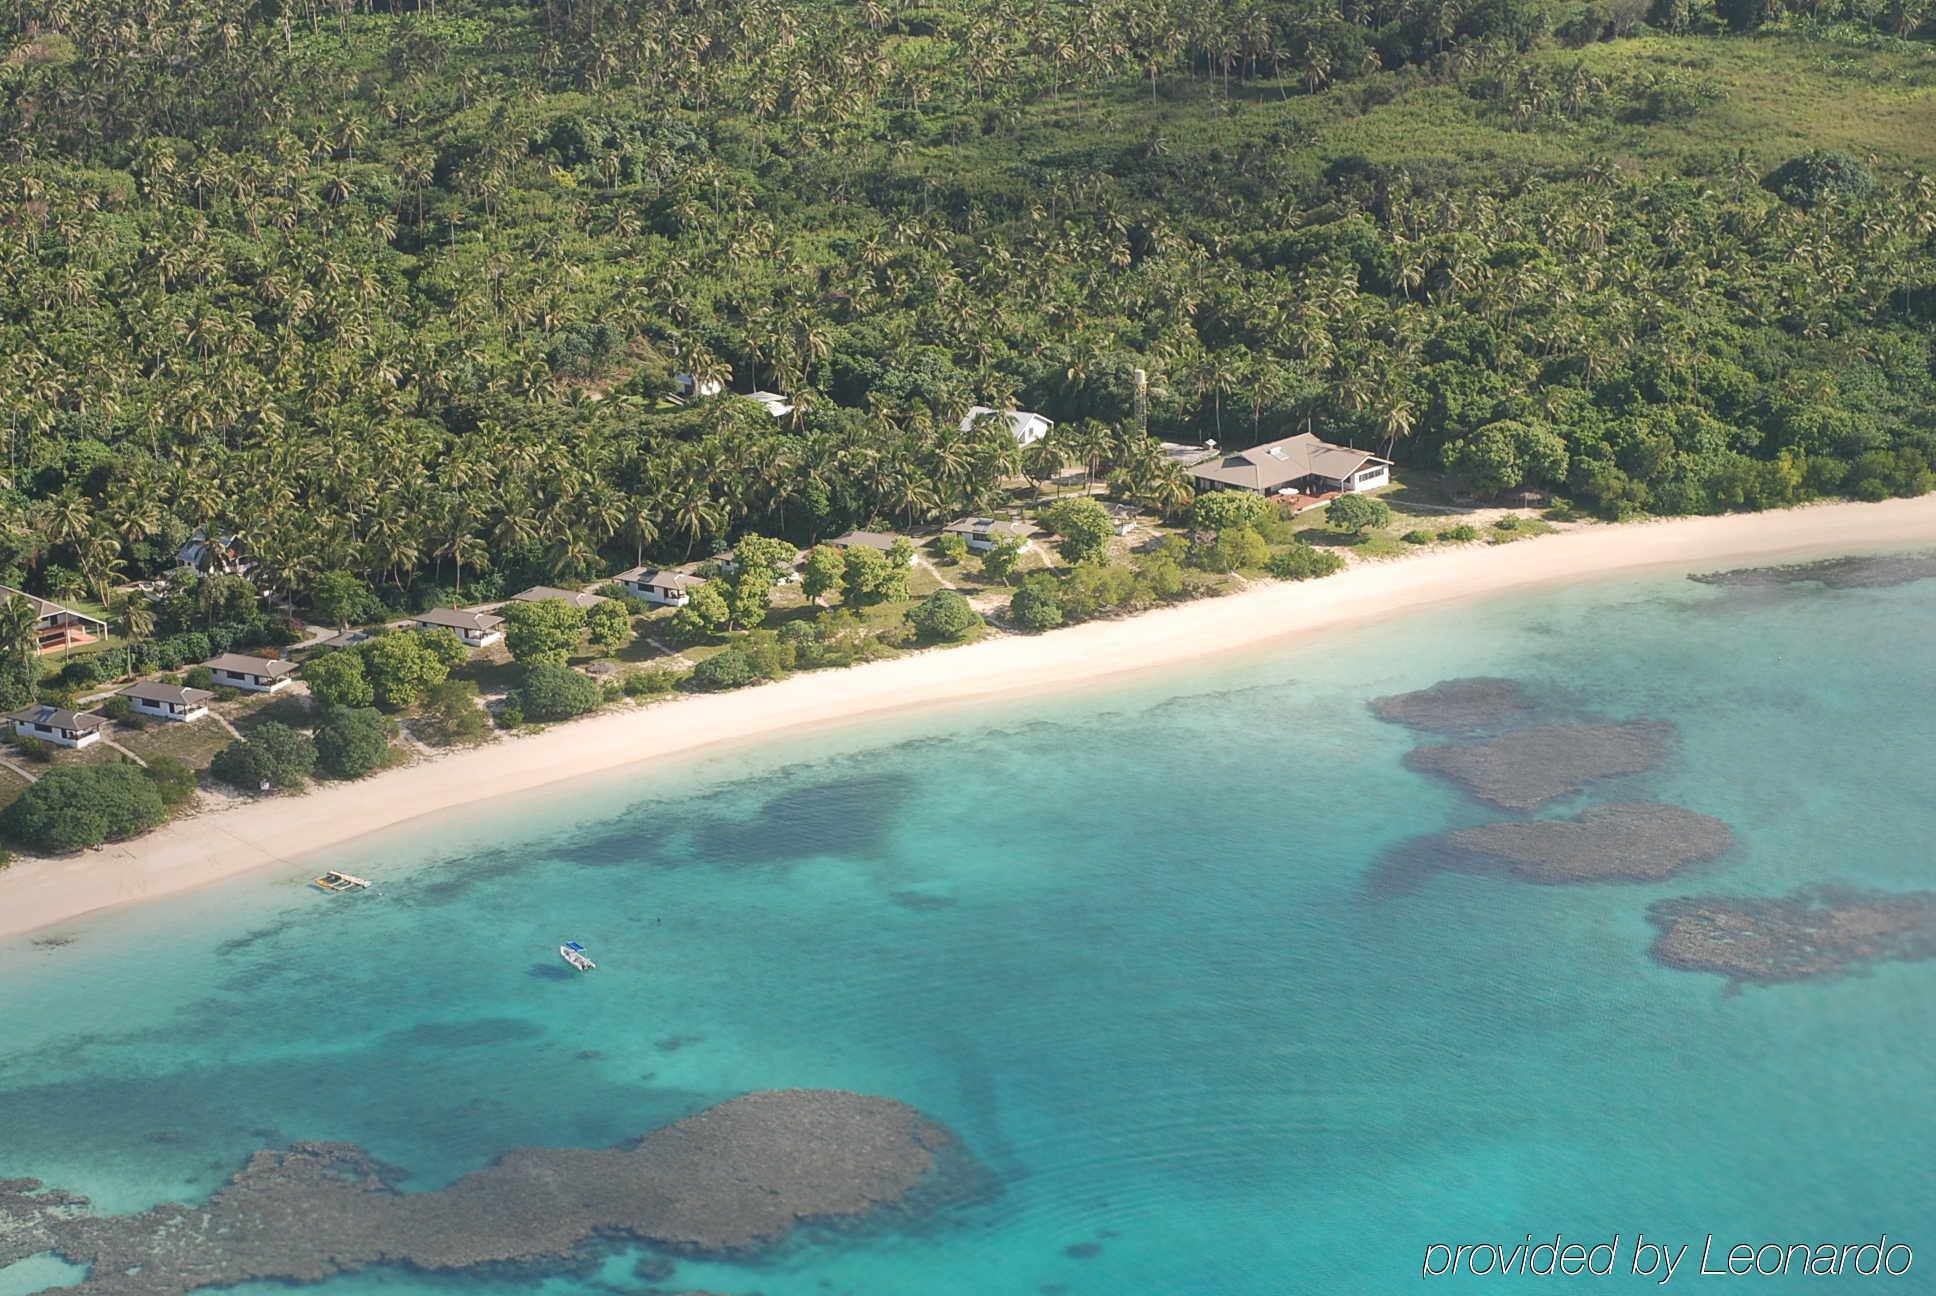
[1691,552,1936,590]
[1648,888,1936,987]
[1368,677,1537,734]
[1405,722,1673,811]
[0,1090,974,1296]
[1376,803,1732,891]
[1446,804,1733,883]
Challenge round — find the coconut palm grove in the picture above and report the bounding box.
[0,0,1933,706]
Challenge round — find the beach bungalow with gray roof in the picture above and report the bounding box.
[942,517,1038,553]
[117,681,213,723]
[510,586,609,612]
[829,531,916,564]
[1188,432,1390,498]
[205,652,296,693]
[615,567,707,607]
[8,704,107,749]
[413,606,506,648]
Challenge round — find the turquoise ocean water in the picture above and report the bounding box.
[2,558,1933,1295]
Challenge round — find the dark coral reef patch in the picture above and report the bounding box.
[0,1090,977,1296]
[1368,677,1537,734]
[1405,722,1673,811]
[1376,803,1732,892]
[1647,887,1936,988]
[1690,552,1936,591]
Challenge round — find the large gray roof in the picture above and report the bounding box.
[415,606,506,631]
[616,567,706,589]
[206,652,296,677]
[1187,433,1388,492]
[511,586,609,610]
[7,704,107,732]
[119,681,214,706]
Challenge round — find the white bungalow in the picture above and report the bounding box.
[510,585,609,611]
[674,373,725,399]
[8,704,107,749]
[942,517,1037,553]
[961,405,1052,446]
[746,391,794,419]
[413,606,506,648]
[615,567,708,607]
[828,531,916,564]
[0,584,108,655]
[205,652,297,693]
[117,681,212,723]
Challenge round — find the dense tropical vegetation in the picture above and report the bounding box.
[1,0,1933,699]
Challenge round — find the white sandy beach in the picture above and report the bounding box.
[4,495,1936,941]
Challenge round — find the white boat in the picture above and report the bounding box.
[560,941,596,972]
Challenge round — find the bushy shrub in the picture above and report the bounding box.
[1039,497,1114,563]
[688,647,757,691]
[184,665,214,690]
[503,598,587,665]
[935,533,969,565]
[210,721,316,792]
[314,706,394,778]
[1402,529,1436,545]
[420,680,490,745]
[908,589,982,642]
[1494,514,1521,531]
[622,668,682,697]
[304,649,375,709]
[1009,576,1063,631]
[1267,545,1345,581]
[516,663,603,720]
[1327,493,1391,535]
[1192,491,1273,533]
[1,764,169,852]
[144,755,198,809]
[1442,523,1480,541]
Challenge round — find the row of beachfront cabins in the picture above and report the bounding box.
[5,651,296,748]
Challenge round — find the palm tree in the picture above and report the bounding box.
[110,593,156,681]
[0,595,41,699]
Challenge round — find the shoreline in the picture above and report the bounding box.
[5,495,1936,942]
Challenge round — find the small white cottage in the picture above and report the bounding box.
[117,681,213,723]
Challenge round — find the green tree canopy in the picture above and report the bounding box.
[909,589,982,642]
[504,598,588,665]
[0,764,169,853]
[1040,497,1115,563]
[314,706,394,779]
[1327,494,1392,535]
[516,663,603,721]
[359,632,453,710]
[210,722,317,793]
[304,650,375,710]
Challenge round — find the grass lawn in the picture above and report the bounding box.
[0,765,34,816]
[227,693,314,739]
[114,718,234,770]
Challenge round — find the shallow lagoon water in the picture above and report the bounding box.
[2,562,1933,1294]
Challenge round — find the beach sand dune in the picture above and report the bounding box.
[5,496,1936,941]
